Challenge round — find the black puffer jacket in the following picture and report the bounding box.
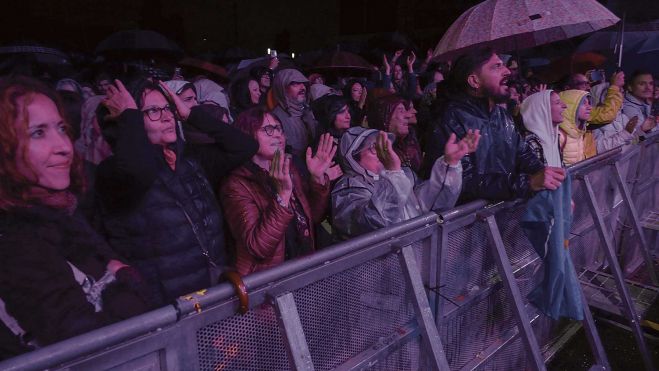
[423,94,544,203]
[0,206,148,350]
[96,107,256,306]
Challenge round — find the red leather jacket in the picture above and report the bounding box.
[220,164,330,275]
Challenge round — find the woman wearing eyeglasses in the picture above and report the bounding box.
[95,79,257,307]
[220,106,335,275]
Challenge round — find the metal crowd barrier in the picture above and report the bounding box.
[0,132,657,371]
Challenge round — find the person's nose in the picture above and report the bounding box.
[53,132,73,156]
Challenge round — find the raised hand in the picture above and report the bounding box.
[625,116,639,134]
[382,54,391,75]
[159,80,190,121]
[270,149,293,206]
[641,116,657,133]
[406,51,417,72]
[444,130,481,166]
[306,133,337,185]
[326,162,343,181]
[392,49,404,63]
[102,79,137,119]
[358,86,368,108]
[610,71,625,88]
[530,166,566,191]
[375,131,401,171]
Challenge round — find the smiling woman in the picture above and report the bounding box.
[0,76,149,355]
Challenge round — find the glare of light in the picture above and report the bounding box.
[292,52,295,58]
[267,48,271,55]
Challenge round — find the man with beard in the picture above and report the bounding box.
[623,71,657,133]
[271,69,320,161]
[423,48,564,203]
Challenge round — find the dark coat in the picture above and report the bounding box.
[96,107,257,306]
[0,206,148,350]
[423,94,544,203]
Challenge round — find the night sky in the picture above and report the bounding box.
[0,0,655,57]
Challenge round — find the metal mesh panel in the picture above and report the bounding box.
[479,336,528,371]
[370,336,421,371]
[292,252,416,370]
[196,304,290,371]
[495,205,536,266]
[442,222,494,302]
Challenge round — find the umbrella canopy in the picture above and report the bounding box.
[433,0,619,61]
[96,30,183,58]
[0,45,70,65]
[536,52,606,83]
[576,31,658,54]
[311,51,372,71]
[179,57,228,81]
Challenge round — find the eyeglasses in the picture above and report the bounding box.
[142,105,173,121]
[261,124,283,136]
[354,141,376,156]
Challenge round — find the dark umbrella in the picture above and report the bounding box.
[536,52,607,83]
[96,30,184,59]
[178,57,228,82]
[0,45,70,65]
[309,50,374,77]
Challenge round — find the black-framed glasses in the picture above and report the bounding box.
[142,105,173,121]
[261,124,283,137]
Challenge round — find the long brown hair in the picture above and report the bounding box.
[0,76,85,210]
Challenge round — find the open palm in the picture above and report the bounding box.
[306,133,337,184]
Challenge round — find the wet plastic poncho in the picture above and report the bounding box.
[424,94,544,203]
[331,127,461,239]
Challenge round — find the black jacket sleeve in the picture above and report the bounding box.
[95,109,161,207]
[184,106,259,186]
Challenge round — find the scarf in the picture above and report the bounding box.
[27,187,78,215]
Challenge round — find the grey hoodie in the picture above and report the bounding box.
[331,127,462,239]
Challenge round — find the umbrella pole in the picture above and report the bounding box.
[617,12,626,69]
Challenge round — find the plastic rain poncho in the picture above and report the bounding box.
[331,127,462,239]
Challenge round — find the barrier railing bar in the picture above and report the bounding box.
[582,174,655,370]
[458,309,542,371]
[274,292,315,371]
[175,214,440,316]
[568,147,622,175]
[482,215,546,371]
[0,306,178,371]
[335,321,419,371]
[612,161,659,285]
[244,227,436,312]
[399,245,451,371]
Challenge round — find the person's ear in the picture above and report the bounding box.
[467,74,480,90]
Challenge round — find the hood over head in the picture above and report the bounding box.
[520,90,562,167]
[272,68,309,116]
[559,89,590,138]
[339,126,395,178]
[164,80,196,95]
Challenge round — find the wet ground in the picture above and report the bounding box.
[549,266,659,371]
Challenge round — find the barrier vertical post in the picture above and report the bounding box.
[399,245,451,371]
[482,215,546,371]
[581,174,655,370]
[575,270,610,369]
[274,293,315,371]
[612,161,659,284]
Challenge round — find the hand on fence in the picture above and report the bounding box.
[530,166,566,191]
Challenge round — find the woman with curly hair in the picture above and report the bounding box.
[0,76,149,355]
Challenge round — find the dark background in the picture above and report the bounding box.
[0,0,656,56]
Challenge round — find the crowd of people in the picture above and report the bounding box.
[0,41,658,359]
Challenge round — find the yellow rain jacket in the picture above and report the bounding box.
[589,85,623,125]
[558,90,596,165]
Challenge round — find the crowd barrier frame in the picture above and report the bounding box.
[0,132,657,371]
